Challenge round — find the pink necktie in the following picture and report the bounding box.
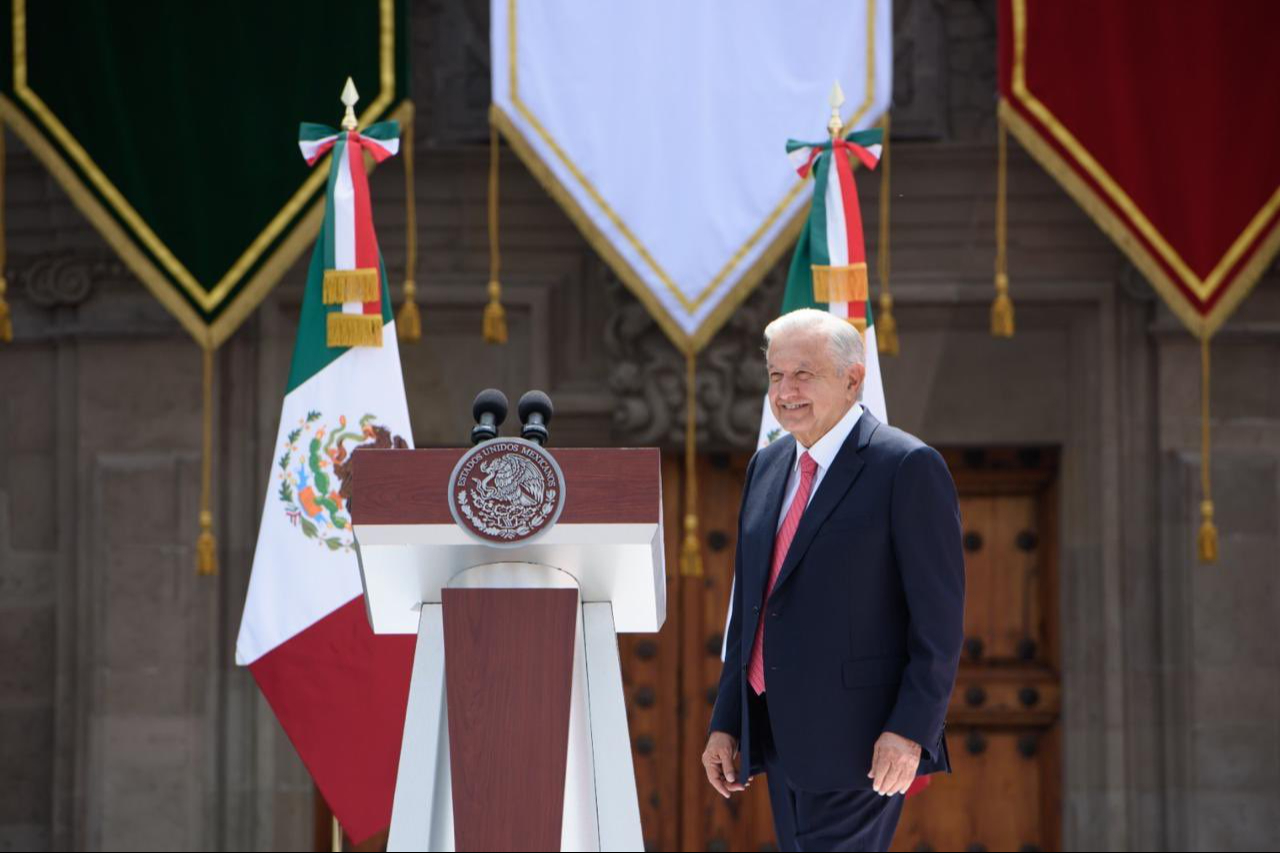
[747,451,819,695]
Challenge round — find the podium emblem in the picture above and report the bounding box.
[448,438,567,546]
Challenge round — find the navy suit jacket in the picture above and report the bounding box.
[709,409,964,791]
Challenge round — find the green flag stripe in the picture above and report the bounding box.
[809,153,832,267]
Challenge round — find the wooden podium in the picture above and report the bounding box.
[351,446,665,852]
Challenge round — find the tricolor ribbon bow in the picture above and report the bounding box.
[785,127,884,325]
[298,121,400,347]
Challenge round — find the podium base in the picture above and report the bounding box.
[387,563,643,852]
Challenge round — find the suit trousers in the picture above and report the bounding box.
[751,690,905,852]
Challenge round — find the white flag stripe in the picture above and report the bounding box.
[298,134,340,163]
[234,321,413,666]
[823,157,850,266]
[333,141,356,270]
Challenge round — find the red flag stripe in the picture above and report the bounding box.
[346,132,383,315]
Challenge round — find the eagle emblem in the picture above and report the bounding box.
[276,411,408,551]
[448,438,566,546]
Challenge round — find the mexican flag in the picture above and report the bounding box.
[757,127,889,449]
[235,120,415,843]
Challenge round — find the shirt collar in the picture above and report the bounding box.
[794,401,863,473]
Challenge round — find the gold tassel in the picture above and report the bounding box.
[327,313,383,347]
[484,120,508,344]
[483,280,507,344]
[992,274,1015,337]
[876,115,899,356]
[680,353,703,578]
[1198,337,1218,563]
[397,104,422,343]
[322,268,379,304]
[0,118,10,344]
[877,294,899,356]
[196,346,217,576]
[331,815,342,853]
[397,279,422,342]
[992,118,1015,338]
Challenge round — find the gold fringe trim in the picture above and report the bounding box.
[398,105,421,343]
[876,114,897,356]
[196,347,217,576]
[397,279,422,342]
[811,263,868,303]
[1198,337,1218,563]
[680,353,703,577]
[992,117,1015,338]
[327,313,383,348]
[484,121,507,345]
[322,268,379,304]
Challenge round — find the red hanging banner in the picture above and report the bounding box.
[998,0,1280,337]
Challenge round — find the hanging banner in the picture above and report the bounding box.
[998,0,1280,338]
[0,0,411,347]
[491,0,892,353]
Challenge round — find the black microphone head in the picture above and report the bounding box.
[472,388,509,425]
[517,390,553,426]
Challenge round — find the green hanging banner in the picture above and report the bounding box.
[0,0,411,347]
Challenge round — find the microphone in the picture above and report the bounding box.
[517,390,553,446]
[470,389,509,445]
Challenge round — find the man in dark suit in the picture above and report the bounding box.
[703,309,965,852]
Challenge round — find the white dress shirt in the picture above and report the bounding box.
[775,402,864,532]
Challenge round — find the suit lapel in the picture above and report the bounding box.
[769,411,881,597]
[744,438,793,611]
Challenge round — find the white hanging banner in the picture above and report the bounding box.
[491,0,893,351]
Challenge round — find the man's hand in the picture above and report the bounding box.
[868,731,921,796]
[702,731,749,798]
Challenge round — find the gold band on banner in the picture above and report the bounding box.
[811,263,868,304]
[327,313,383,348]
[322,268,379,304]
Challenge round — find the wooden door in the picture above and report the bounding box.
[890,448,1062,853]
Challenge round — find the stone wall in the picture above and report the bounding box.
[0,1,1276,850]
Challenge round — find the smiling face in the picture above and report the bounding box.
[766,328,865,447]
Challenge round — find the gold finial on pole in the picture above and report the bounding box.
[827,80,845,141]
[340,77,359,131]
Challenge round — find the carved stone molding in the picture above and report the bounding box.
[14,253,125,308]
[604,270,784,451]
